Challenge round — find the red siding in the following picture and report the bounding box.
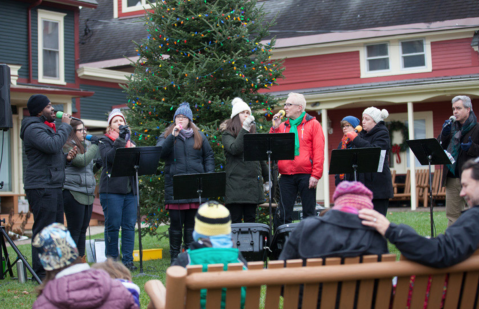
[432,38,476,70]
[281,52,360,86]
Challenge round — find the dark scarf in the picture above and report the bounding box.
[178,128,194,141]
[446,111,477,175]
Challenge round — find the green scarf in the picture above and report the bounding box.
[288,111,306,156]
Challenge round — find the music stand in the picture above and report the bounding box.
[173,172,226,204]
[244,133,295,232]
[407,138,452,238]
[329,148,382,181]
[111,146,162,274]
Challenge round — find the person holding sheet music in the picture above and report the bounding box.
[98,109,138,272]
[157,102,215,265]
[344,107,393,216]
[335,116,361,186]
[221,97,269,223]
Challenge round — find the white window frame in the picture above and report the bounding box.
[122,0,154,13]
[365,42,391,73]
[400,38,427,70]
[37,9,66,85]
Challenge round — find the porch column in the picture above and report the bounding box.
[18,111,24,195]
[321,109,330,208]
[407,102,416,210]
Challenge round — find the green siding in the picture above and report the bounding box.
[0,0,30,79]
[79,85,128,121]
[31,6,76,83]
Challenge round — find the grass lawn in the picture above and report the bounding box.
[0,210,447,308]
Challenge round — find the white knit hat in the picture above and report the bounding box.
[230,97,251,119]
[363,107,389,123]
[108,108,126,125]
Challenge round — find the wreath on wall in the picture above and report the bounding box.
[386,121,409,164]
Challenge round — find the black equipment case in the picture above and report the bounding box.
[231,223,270,262]
[269,223,299,260]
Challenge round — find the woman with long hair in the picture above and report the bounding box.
[344,107,394,216]
[98,109,138,271]
[62,119,100,263]
[220,97,268,223]
[156,102,215,264]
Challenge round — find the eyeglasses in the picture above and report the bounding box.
[283,103,300,107]
[342,124,352,128]
[76,129,87,132]
[176,115,189,120]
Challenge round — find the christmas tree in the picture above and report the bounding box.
[124,0,285,236]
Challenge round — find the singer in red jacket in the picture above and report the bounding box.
[270,92,325,226]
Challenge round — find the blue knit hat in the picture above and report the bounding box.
[174,102,193,122]
[342,116,360,128]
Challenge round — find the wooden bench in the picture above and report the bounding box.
[144,252,479,309]
[391,170,429,206]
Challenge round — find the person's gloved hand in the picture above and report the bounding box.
[243,115,255,131]
[119,125,130,140]
[442,119,453,137]
[461,136,473,152]
[346,131,358,141]
[88,135,100,145]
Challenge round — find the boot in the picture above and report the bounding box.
[169,228,182,265]
[184,228,195,251]
[80,255,87,263]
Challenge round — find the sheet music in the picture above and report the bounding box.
[377,150,386,173]
[94,240,107,263]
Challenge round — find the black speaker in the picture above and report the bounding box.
[231,223,270,262]
[0,64,13,131]
[269,222,299,260]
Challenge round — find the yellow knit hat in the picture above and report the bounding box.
[195,201,231,236]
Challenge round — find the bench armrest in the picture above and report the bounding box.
[145,280,166,309]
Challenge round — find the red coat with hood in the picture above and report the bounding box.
[269,113,325,179]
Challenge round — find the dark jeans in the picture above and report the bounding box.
[226,204,257,223]
[373,199,389,217]
[63,190,93,257]
[26,188,64,279]
[276,174,316,226]
[100,193,137,264]
[169,209,197,230]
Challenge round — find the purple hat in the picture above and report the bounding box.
[332,181,373,214]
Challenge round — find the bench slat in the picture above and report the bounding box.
[374,254,396,309]
[243,262,264,309]
[206,264,224,309]
[339,257,360,309]
[225,264,244,309]
[302,259,323,309]
[409,275,430,308]
[460,271,479,309]
[391,276,412,309]
[320,258,341,309]
[264,261,284,309]
[186,266,203,309]
[283,260,302,309]
[426,274,447,309]
[443,272,464,309]
[356,255,378,309]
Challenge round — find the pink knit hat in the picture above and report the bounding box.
[332,181,373,214]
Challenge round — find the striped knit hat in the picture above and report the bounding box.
[332,181,373,214]
[195,201,231,236]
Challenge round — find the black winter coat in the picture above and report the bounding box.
[350,121,394,199]
[98,136,137,195]
[279,210,389,260]
[20,116,72,189]
[222,128,269,205]
[439,121,479,185]
[386,206,479,268]
[157,132,215,204]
